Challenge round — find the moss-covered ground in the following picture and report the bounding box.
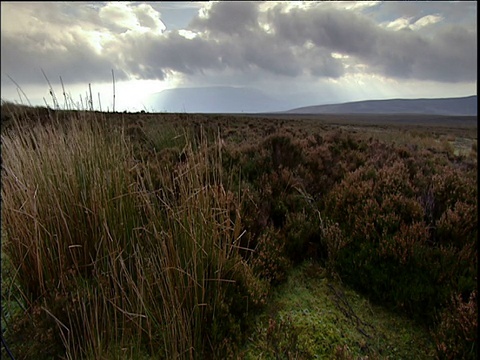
[241,262,436,359]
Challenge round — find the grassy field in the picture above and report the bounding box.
[1,103,477,359]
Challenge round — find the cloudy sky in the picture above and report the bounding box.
[1,1,477,112]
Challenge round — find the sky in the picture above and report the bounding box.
[1,1,477,112]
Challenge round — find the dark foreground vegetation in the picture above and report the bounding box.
[1,103,477,359]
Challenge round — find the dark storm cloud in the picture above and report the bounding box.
[130,2,346,79]
[240,34,302,77]
[117,29,302,79]
[264,3,476,82]
[366,25,477,82]
[1,1,477,89]
[190,1,260,36]
[268,5,379,57]
[177,1,475,82]
[306,51,345,78]
[1,2,161,86]
[419,26,477,82]
[1,29,128,86]
[119,30,223,77]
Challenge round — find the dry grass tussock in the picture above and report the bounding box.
[1,111,260,359]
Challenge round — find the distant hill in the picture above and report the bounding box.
[145,86,289,113]
[284,95,477,116]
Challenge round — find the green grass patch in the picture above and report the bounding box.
[240,262,436,359]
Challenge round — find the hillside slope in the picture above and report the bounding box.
[285,95,477,116]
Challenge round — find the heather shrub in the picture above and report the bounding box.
[250,227,291,286]
[225,145,260,180]
[224,127,476,336]
[322,144,477,323]
[433,291,477,360]
[429,165,477,231]
[318,218,347,276]
[301,131,369,198]
[266,134,303,169]
[283,211,322,264]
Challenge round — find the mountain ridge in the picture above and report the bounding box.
[283,95,477,116]
[145,86,477,116]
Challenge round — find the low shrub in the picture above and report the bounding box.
[433,290,477,360]
[321,139,477,325]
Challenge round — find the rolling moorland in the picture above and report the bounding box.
[1,102,477,359]
[145,87,476,115]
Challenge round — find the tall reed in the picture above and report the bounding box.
[1,112,252,359]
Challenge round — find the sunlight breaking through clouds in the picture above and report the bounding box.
[1,1,476,111]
